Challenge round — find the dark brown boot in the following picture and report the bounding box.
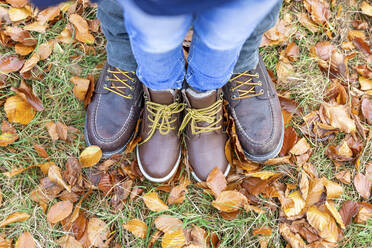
[85,63,143,158]
[223,55,284,162]
[136,86,184,182]
[181,88,230,182]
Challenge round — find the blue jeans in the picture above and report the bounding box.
[97,0,282,91]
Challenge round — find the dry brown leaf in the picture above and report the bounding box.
[297,12,319,32]
[289,137,311,155]
[87,218,110,247]
[70,76,90,101]
[0,121,18,147]
[0,55,24,74]
[359,77,372,91]
[69,14,95,44]
[57,235,83,248]
[33,144,49,158]
[325,201,345,229]
[143,192,169,212]
[361,97,372,124]
[55,121,68,141]
[252,227,273,236]
[0,212,30,227]
[260,19,291,47]
[23,21,48,33]
[47,200,73,224]
[322,177,343,199]
[15,43,34,56]
[361,1,372,17]
[184,226,207,248]
[123,219,147,238]
[335,170,351,185]
[284,42,299,62]
[323,104,356,133]
[4,26,36,46]
[337,200,359,227]
[206,167,227,197]
[37,6,60,24]
[306,205,338,243]
[57,25,73,44]
[11,80,44,111]
[284,191,306,217]
[212,190,247,213]
[0,234,13,248]
[168,184,187,205]
[306,178,324,207]
[6,0,28,8]
[276,60,294,83]
[279,223,307,248]
[8,7,31,22]
[4,95,35,125]
[280,126,298,156]
[38,41,53,60]
[304,0,331,25]
[45,121,58,142]
[355,202,372,224]
[354,172,371,199]
[154,215,183,233]
[79,145,102,168]
[15,232,35,248]
[245,171,279,180]
[161,230,186,248]
[48,163,71,192]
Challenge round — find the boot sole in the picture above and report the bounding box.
[84,114,133,159]
[243,119,285,163]
[136,145,182,183]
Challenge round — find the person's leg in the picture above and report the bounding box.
[223,1,284,162]
[117,0,192,90]
[115,0,192,182]
[85,0,142,158]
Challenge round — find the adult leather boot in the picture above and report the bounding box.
[136,86,184,182]
[223,55,284,162]
[85,63,143,158]
[181,88,230,182]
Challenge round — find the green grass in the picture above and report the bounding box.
[1,0,372,247]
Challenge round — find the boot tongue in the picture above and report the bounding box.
[186,88,217,109]
[149,89,176,105]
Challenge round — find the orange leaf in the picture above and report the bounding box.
[211,190,247,213]
[79,145,102,168]
[161,230,185,248]
[47,200,73,224]
[15,232,35,248]
[123,219,147,238]
[0,212,30,227]
[143,192,169,212]
[154,215,183,233]
[206,167,227,197]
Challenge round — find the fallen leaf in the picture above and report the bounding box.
[69,14,95,44]
[212,190,247,213]
[306,178,324,207]
[361,1,372,17]
[280,126,298,156]
[0,55,24,74]
[354,172,371,199]
[322,177,343,199]
[79,145,102,167]
[0,121,18,147]
[279,223,307,248]
[0,212,30,227]
[304,0,331,25]
[15,43,35,56]
[87,218,109,247]
[325,201,345,229]
[37,6,60,24]
[284,42,299,62]
[37,41,53,60]
[306,205,338,243]
[161,230,185,248]
[323,103,356,133]
[260,19,292,47]
[355,202,372,224]
[4,26,36,46]
[48,163,71,192]
[284,191,306,217]
[335,170,351,185]
[70,76,90,101]
[15,232,35,248]
[0,235,12,248]
[168,184,187,205]
[11,80,44,111]
[123,219,147,238]
[47,200,73,224]
[23,21,48,33]
[8,7,31,22]
[20,53,40,74]
[57,235,83,248]
[361,97,372,124]
[33,144,49,158]
[143,192,169,212]
[154,215,183,233]
[4,95,35,125]
[289,137,311,155]
[252,227,273,236]
[245,171,279,180]
[206,167,227,197]
[55,121,68,141]
[6,0,28,8]
[184,226,207,248]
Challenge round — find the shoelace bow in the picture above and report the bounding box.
[230,71,264,100]
[104,67,134,99]
[179,99,223,135]
[140,101,185,144]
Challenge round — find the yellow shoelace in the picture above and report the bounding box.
[179,99,223,135]
[104,68,134,99]
[140,101,185,144]
[230,71,264,100]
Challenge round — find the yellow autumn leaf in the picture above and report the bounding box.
[79,145,102,167]
[322,177,343,199]
[0,212,30,227]
[123,219,147,238]
[284,191,306,217]
[161,230,186,248]
[244,171,280,180]
[360,1,372,17]
[212,190,247,213]
[143,192,169,212]
[8,7,31,22]
[4,95,36,125]
[325,201,346,229]
[307,205,339,243]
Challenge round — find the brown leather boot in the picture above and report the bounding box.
[85,63,143,158]
[181,88,230,182]
[223,55,284,162]
[136,86,184,182]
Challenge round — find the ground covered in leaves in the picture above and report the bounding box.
[0,0,372,247]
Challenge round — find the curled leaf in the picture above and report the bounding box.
[48,163,71,192]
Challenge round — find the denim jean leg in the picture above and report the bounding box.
[97,0,137,71]
[117,0,192,90]
[233,0,283,73]
[186,0,282,92]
